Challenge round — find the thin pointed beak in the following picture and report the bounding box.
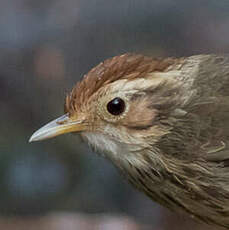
[29,114,86,142]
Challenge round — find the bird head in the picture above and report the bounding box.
[30,54,184,163]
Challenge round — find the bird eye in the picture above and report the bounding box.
[107,97,125,116]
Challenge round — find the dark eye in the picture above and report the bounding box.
[107,97,125,115]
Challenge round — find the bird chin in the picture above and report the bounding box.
[80,131,151,171]
[81,131,120,159]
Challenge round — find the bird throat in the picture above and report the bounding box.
[81,131,146,162]
[81,131,165,185]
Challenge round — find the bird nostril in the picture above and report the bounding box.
[56,114,70,125]
[56,120,65,125]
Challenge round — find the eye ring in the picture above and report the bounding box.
[107,97,125,116]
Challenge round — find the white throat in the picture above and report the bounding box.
[81,131,152,170]
[81,132,122,159]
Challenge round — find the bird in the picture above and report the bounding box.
[30,53,229,228]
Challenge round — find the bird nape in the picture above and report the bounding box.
[30,53,229,229]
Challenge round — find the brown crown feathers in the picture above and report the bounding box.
[65,54,182,114]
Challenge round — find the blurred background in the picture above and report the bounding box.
[1,0,229,229]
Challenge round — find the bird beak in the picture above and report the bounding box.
[29,114,86,142]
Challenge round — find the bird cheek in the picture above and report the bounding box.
[123,107,158,129]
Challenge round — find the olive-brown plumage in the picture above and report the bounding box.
[30,53,229,229]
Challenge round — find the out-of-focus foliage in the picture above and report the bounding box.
[1,0,229,229]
